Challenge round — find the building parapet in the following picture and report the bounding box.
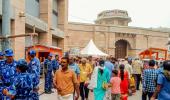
[97,10,129,18]
[25,14,48,32]
[95,9,131,25]
[96,10,131,22]
[68,22,170,33]
[51,27,64,38]
[96,16,131,22]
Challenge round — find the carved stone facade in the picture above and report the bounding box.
[65,10,170,58]
[1,0,169,59]
[95,10,131,26]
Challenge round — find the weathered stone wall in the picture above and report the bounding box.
[66,22,169,57]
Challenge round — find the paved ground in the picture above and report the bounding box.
[128,90,142,100]
[39,77,142,100]
[40,89,142,100]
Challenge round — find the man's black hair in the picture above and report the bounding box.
[112,70,118,75]
[149,60,155,67]
[99,60,105,66]
[163,60,170,71]
[61,57,69,63]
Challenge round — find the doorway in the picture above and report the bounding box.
[115,40,128,59]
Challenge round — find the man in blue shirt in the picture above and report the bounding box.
[28,50,40,100]
[104,57,114,78]
[44,53,53,94]
[142,60,158,100]
[151,60,170,100]
[69,57,80,79]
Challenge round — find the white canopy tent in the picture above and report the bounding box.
[80,39,108,56]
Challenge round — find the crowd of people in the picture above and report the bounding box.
[0,48,170,100]
[51,55,170,100]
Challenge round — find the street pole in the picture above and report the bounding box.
[2,0,11,51]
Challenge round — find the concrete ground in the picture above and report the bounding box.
[40,89,142,100]
[39,78,142,100]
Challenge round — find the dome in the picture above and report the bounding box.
[95,9,131,26]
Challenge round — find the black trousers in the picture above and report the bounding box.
[142,92,154,100]
[79,82,89,100]
[134,74,141,90]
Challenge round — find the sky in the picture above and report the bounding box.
[68,0,170,28]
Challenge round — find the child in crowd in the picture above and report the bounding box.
[110,70,121,100]
[129,75,136,95]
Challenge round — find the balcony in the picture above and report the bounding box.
[26,14,64,38]
[51,27,64,38]
[25,14,48,32]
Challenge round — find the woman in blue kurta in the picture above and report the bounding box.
[94,60,110,100]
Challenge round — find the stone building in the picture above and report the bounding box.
[0,0,68,59]
[66,10,170,58]
[0,0,169,59]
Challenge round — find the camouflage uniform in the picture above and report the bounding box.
[28,57,40,100]
[13,73,33,100]
[0,49,17,100]
[44,58,53,93]
[2,59,34,100]
[52,59,60,73]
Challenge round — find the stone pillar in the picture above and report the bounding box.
[108,32,116,56]
[135,34,147,56]
[2,0,11,51]
[11,0,26,60]
[39,0,52,46]
[57,0,68,52]
[105,26,111,54]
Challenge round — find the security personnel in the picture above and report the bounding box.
[0,52,3,99]
[52,54,60,74]
[0,49,17,100]
[27,50,40,100]
[3,59,34,100]
[0,52,4,61]
[0,77,3,99]
[44,53,53,94]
